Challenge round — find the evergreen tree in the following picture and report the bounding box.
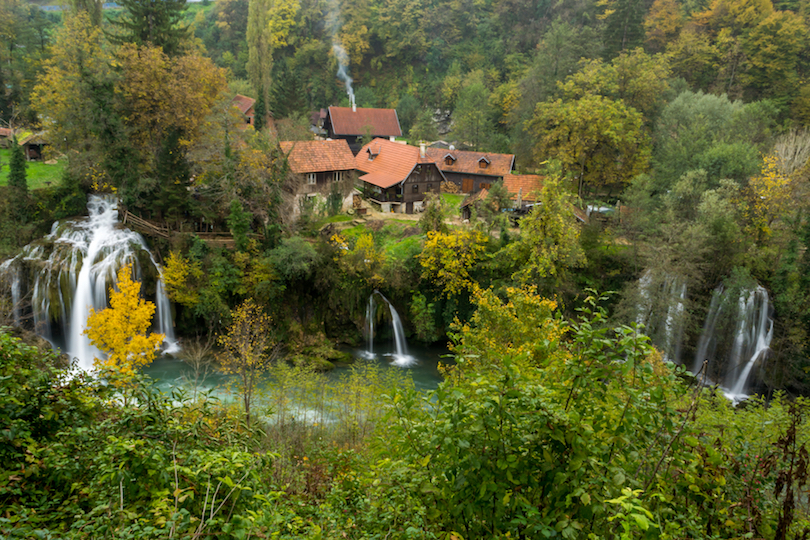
[254,88,266,131]
[7,136,28,222]
[154,128,190,222]
[108,0,189,56]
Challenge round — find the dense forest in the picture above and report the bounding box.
[3,0,810,535]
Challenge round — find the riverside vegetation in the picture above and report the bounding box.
[4,0,810,535]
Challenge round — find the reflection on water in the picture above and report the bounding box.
[142,341,453,397]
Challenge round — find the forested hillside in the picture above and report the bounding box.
[3,0,810,536]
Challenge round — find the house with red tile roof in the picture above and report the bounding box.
[231,94,275,133]
[425,147,515,193]
[355,138,447,213]
[325,106,402,155]
[503,174,544,209]
[280,139,356,195]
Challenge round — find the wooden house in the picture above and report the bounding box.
[280,139,356,195]
[425,148,515,193]
[231,94,275,133]
[324,106,402,155]
[355,139,447,214]
[503,174,544,210]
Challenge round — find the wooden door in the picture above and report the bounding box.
[462,178,473,192]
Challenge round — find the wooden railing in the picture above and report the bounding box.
[121,211,170,239]
[120,210,264,247]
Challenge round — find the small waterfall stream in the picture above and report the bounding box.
[364,291,416,367]
[0,195,178,370]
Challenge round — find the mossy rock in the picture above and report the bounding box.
[324,349,355,365]
[288,353,336,372]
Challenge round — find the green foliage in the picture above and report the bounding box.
[108,0,190,56]
[7,137,28,223]
[418,192,448,234]
[227,198,252,252]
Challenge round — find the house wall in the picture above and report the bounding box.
[442,172,501,193]
[300,170,351,194]
[402,164,442,204]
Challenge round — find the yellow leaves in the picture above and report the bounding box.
[116,44,227,150]
[163,251,203,308]
[217,299,275,375]
[266,0,300,50]
[449,286,568,373]
[744,154,794,240]
[419,230,488,297]
[83,265,164,376]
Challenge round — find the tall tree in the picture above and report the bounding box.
[452,72,495,151]
[108,0,190,56]
[7,136,28,222]
[530,94,650,196]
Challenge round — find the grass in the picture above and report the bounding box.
[0,148,66,190]
[442,193,465,208]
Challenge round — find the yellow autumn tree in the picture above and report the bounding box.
[745,154,794,241]
[449,286,568,373]
[419,230,488,297]
[83,264,164,376]
[217,299,279,424]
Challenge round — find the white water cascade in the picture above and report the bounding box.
[0,195,178,370]
[364,291,416,367]
[635,269,688,363]
[691,284,773,400]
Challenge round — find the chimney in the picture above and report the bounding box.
[351,95,356,112]
[420,142,426,158]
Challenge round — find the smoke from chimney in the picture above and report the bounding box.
[332,43,355,108]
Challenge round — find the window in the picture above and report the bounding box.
[479,160,488,169]
[334,171,344,182]
[412,184,419,193]
[480,182,491,190]
[307,173,316,185]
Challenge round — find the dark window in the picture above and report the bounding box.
[445,157,454,166]
[479,160,488,168]
[413,184,419,193]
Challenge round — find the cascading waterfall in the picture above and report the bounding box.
[691,284,773,400]
[0,195,178,370]
[635,269,688,363]
[364,290,416,367]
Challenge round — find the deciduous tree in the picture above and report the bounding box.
[217,299,279,424]
[83,265,164,376]
[530,94,649,196]
[419,230,488,297]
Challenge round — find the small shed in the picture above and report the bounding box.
[19,132,48,161]
[0,127,12,148]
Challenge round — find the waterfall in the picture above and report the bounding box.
[364,290,416,367]
[692,283,773,399]
[724,287,773,399]
[0,195,178,370]
[692,285,724,378]
[635,270,688,363]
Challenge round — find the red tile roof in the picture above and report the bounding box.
[328,107,402,137]
[355,138,440,189]
[503,174,544,202]
[0,127,11,138]
[280,140,355,174]
[232,94,255,114]
[425,147,515,178]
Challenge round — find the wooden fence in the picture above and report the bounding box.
[120,210,262,248]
